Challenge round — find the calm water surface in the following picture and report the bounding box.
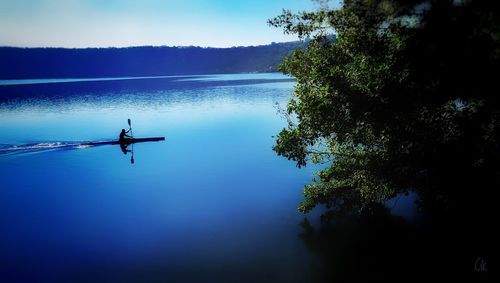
[0,73,331,282]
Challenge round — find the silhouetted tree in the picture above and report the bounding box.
[269,0,500,218]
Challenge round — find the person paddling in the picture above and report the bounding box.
[119,128,131,143]
[119,128,132,155]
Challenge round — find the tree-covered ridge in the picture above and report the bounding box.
[270,0,499,218]
[0,42,303,79]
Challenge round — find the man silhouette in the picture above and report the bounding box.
[119,128,131,142]
[119,129,132,155]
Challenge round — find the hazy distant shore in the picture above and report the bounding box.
[0,42,303,79]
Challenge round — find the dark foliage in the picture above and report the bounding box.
[269,0,500,220]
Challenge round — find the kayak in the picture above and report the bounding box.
[82,137,165,146]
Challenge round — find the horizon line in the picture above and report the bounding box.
[0,40,302,50]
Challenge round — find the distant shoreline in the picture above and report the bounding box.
[0,41,300,50]
[0,42,303,80]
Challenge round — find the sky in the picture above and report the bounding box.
[0,0,326,48]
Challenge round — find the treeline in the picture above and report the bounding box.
[0,42,303,79]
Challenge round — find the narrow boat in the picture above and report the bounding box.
[82,137,165,146]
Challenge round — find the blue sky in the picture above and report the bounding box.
[0,0,329,48]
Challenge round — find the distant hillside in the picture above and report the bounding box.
[0,42,303,79]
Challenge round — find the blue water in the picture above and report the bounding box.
[0,73,328,282]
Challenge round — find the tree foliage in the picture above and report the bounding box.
[269,0,500,217]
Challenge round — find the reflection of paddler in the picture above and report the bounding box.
[119,142,132,155]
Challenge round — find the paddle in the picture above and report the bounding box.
[128,118,135,164]
[127,118,134,138]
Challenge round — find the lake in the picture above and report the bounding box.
[0,73,425,282]
[0,73,332,282]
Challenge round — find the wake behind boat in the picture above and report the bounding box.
[0,119,165,159]
[0,137,165,157]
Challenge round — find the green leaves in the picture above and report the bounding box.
[273,127,308,167]
[270,0,500,218]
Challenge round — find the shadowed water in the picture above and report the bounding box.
[0,73,422,282]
